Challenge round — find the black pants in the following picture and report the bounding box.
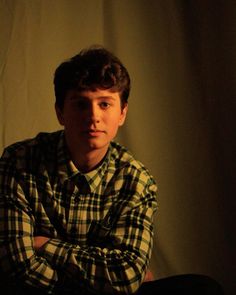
[137,274,223,295]
[1,274,223,294]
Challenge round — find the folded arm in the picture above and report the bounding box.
[35,195,156,294]
[34,236,154,282]
[0,192,156,294]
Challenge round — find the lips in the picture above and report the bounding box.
[85,129,105,137]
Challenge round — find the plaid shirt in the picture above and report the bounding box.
[0,131,157,294]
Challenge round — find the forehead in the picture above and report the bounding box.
[66,88,121,101]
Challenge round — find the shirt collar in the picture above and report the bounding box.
[84,151,110,193]
[57,131,111,193]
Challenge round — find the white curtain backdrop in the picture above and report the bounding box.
[1,1,235,294]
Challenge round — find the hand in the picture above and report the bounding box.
[34,236,50,252]
[144,270,154,282]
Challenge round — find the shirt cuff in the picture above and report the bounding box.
[40,238,74,268]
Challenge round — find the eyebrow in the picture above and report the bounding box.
[97,96,116,100]
[70,95,116,101]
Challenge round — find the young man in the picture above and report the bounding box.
[0,47,158,294]
[0,46,223,295]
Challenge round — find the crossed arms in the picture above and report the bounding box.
[0,149,157,294]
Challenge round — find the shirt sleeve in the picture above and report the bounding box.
[0,149,59,294]
[40,176,158,294]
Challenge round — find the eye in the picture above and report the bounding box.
[99,102,111,109]
[75,100,88,109]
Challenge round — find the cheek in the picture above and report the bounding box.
[67,110,83,122]
[64,115,82,130]
[108,117,123,131]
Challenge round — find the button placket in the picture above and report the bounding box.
[67,175,91,241]
[65,180,79,235]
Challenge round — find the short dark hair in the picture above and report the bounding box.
[54,46,130,109]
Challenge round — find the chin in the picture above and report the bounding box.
[84,140,109,151]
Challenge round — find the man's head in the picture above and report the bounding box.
[54,47,130,167]
[54,46,130,110]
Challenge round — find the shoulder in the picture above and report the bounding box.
[0,130,63,167]
[109,141,157,188]
[2,131,61,154]
[108,142,158,210]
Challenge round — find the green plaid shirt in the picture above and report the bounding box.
[0,130,157,294]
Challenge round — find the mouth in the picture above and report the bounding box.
[84,129,105,137]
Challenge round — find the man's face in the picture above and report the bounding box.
[56,88,128,154]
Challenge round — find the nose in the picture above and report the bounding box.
[86,103,100,124]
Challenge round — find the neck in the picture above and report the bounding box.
[69,146,109,173]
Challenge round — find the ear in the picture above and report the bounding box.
[55,103,65,126]
[119,104,128,126]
